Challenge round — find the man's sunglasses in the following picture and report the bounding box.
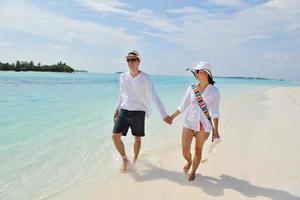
[127,58,137,63]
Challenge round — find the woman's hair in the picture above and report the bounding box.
[208,75,216,85]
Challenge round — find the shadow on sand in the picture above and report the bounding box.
[129,161,299,200]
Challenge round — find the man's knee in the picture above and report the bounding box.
[134,136,141,143]
[112,133,121,141]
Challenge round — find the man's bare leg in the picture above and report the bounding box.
[112,133,129,171]
[133,136,141,162]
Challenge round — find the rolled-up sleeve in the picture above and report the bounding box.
[211,89,220,118]
[177,87,191,113]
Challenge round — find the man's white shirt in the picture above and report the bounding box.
[116,71,168,118]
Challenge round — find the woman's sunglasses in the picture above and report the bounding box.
[195,70,205,74]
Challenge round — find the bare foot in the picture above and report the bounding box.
[120,156,130,172]
[183,161,192,174]
[133,156,138,163]
[188,172,196,181]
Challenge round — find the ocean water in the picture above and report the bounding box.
[0,71,298,199]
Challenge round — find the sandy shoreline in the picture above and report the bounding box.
[51,86,300,200]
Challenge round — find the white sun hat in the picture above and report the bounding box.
[187,61,213,78]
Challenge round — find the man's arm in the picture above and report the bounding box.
[114,75,123,121]
[148,79,172,124]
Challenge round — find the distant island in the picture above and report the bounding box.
[75,70,88,73]
[215,76,284,81]
[0,61,75,73]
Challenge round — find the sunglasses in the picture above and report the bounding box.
[127,58,137,63]
[195,70,205,74]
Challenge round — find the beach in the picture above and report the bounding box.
[1,72,300,199]
[49,86,300,200]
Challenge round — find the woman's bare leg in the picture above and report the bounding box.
[189,131,209,181]
[182,127,194,174]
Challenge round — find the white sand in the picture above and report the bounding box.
[52,86,300,200]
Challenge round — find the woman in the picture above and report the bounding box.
[171,61,221,181]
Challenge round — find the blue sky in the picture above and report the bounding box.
[0,0,300,81]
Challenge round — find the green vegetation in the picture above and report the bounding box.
[0,61,75,73]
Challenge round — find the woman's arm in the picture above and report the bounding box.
[177,87,191,112]
[171,110,181,120]
[171,87,191,121]
[211,89,221,140]
[212,118,220,140]
[170,87,190,121]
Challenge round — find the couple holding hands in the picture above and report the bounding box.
[112,50,220,181]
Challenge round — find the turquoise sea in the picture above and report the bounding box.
[0,71,298,199]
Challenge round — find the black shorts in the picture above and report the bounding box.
[112,109,145,137]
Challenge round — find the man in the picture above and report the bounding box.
[112,50,172,171]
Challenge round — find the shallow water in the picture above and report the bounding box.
[0,71,297,199]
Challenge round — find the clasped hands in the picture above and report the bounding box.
[163,115,173,125]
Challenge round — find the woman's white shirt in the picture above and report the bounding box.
[177,84,220,132]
